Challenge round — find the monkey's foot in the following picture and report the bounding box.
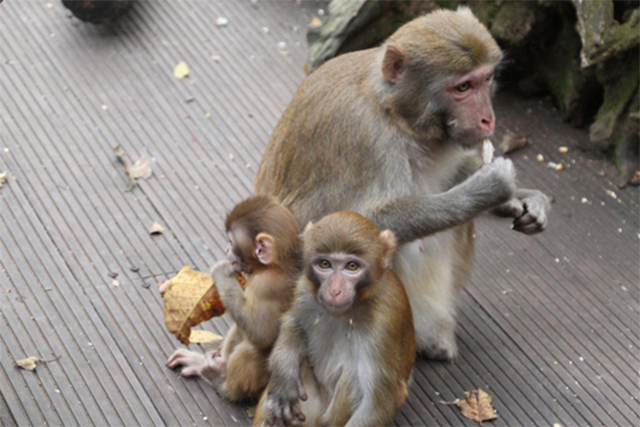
[158,280,170,295]
[202,354,227,381]
[166,348,206,377]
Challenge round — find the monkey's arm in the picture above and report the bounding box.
[262,312,308,426]
[368,158,516,244]
[210,262,280,349]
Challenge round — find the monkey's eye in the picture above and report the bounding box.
[318,260,331,269]
[486,74,494,82]
[345,261,360,271]
[455,82,471,92]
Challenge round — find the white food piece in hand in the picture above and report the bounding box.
[482,139,494,164]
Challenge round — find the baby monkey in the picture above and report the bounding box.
[166,195,301,402]
[254,211,416,426]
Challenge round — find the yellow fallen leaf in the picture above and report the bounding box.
[162,265,245,345]
[150,222,165,235]
[310,16,322,27]
[189,330,223,344]
[456,389,499,423]
[113,146,152,190]
[246,406,256,418]
[174,61,190,80]
[16,356,42,371]
[112,279,120,287]
[0,171,7,188]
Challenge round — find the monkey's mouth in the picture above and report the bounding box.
[322,301,353,316]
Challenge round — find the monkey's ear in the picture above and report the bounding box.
[382,45,407,84]
[255,233,275,265]
[379,230,397,268]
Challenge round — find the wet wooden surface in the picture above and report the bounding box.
[1,1,638,426]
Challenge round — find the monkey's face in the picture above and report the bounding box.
[307,253,371,316]
[442,64,496,147]
[225,231,252,274]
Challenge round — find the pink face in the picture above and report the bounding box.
[445,64,496,144]
[225,231,249,274]
[310,254,370,315]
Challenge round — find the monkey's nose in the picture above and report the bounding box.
[480,115,495,133]
[330,288,342,297]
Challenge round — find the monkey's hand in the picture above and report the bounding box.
[459,157,516,210]
[492,188,551,234]
[263,376,307,426]
[210,260,236,287]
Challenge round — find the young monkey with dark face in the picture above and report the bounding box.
[254,211,415,427]
[166,195,301,402]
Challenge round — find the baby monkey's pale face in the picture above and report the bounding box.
[225,231,249,274]
[310,253,371,315]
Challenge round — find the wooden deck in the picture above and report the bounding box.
[1,1,638,426]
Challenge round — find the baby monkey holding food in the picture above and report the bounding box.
[165,195,302,402]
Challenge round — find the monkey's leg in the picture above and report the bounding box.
[220,324,243,361]
[223,340,270,402]
[321,372,354,426]
[296,362,325,426]
[394,230,460,360]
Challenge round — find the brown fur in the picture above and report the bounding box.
[254,7,521,360]
[254,212,415,426]
[226,195,302,272]
[167,196,301,403]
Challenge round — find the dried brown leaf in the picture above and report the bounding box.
[0,171,7,188]
[246,406,256,419]
[150,222,165,235]
[189,330,223,344]
[113,145,152,190]
[128,156,152,181]
[500,133,528,155]
[15,356,43,371]
[456,389,499,423]
[162,265,246,345]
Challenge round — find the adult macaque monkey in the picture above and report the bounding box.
[166,196,301,401]
[253,212,415,427]
[256,7,550,360]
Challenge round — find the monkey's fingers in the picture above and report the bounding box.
[166,349,199,369]
[492,198,525,219]
[514,218,546,235]
[297,380,308,401]
[291,403,306,423]
[512,213,537,228]
[158,280,169,295]
[179,366,200,377]
[166,349,188,367]
[282,404,297,426]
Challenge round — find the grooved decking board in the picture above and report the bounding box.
[1,1,638,426]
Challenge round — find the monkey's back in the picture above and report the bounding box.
[255,48,406,225]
